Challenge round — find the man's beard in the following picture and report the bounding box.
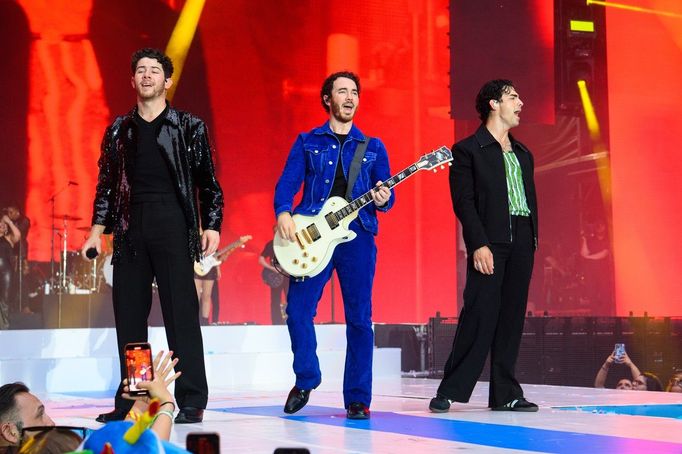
[138,83,165,100]
[331,101,355,123]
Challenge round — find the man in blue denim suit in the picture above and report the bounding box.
[274,72,394,419]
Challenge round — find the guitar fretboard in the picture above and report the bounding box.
[333,163,420,221]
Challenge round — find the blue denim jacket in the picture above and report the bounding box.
[274,121,394,235]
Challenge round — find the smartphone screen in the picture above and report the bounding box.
[186,432,220,454]
[614,343,626,362]
[125,342,153,396]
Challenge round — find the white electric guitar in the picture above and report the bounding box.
[194,235,252,277]
[273,146,452,278]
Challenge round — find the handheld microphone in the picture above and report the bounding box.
[69,181,79,186]
[85,248,99,259]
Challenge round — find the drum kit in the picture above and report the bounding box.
[47,213,112,294]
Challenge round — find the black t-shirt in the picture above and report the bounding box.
[132,105,175,197]
[329,133,348,199]
[260,240,274,259]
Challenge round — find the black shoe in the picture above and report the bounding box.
[96,407,129,423]
[492,397,538,412]
[346,402,370,419]
[428,394,452,413]
[175,407,204,423]
[284,386,311,414]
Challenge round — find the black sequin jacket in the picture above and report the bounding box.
[91,105,224,263]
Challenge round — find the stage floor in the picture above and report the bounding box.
[47,377,682,453]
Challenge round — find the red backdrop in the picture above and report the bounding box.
[607,0,682,316]
[5,0,682,323]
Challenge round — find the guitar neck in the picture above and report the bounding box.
[214,240,242,257]
[333,162,422,221]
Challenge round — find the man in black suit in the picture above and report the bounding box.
[429,79,539,413]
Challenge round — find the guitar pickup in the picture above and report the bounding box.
[307,224,321,241]
[324,212,339,230]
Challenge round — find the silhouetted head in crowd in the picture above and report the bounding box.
[615,378,632,390]
[666,371,682,393]
[0,383,54,448]
[17,427,82,454]
[632,372,663,392]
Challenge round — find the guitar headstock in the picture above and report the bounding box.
[239,235,253,244]
[416,146,453,171]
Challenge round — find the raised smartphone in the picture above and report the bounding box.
[614,343,626,363]
[125,342,153,396]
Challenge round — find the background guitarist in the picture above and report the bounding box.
[194,238,221,326]
[258,234,288,325]
[194,234,251,325]
[274,71,393,420]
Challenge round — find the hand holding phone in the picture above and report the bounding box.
[125,342,154,396]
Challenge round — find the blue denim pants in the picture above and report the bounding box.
[285,221,376,408]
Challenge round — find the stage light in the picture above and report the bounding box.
[570,20,594,33]
[165,0,206,101]
[586,1,682,19]
[577,80,600,140]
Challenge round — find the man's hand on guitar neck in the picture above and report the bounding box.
[371,180,391,207]
[277,212,297,242]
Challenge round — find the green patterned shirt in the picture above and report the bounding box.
[503,151,531,216]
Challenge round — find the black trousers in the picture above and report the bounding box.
[112,195,208,410]
[438,215,534,407]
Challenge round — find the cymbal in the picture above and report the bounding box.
[75,226,92,232]
[53,214,83,221]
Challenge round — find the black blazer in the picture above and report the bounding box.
[92,105,224,263]
[449,124,538,254]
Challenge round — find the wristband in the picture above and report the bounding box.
[155,410,175,423]
[159,401,176,411]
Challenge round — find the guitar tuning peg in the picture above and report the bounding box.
[448,162,453,166]
[432,169,437,173]
[440,165,445,169]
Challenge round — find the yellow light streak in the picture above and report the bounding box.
[586,0,682,19]
[577,80,600,141]
[577,79,612,216]
[165,0,206,101]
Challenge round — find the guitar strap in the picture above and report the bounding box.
[345,137,371,201]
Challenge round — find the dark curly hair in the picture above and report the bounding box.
[475,79,514,123]
[130,48,174,79]
[320,71,361,113]
[641,372,663,391]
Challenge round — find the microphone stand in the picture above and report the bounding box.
[17,237,23,312]
[47,182,74,291]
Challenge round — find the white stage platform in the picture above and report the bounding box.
[0,325,401,393]
[3,326,682,452]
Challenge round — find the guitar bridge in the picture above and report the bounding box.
[294,232,305,250]
[301,228,314,244]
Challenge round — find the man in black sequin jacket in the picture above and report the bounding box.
[81,48,223,425]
